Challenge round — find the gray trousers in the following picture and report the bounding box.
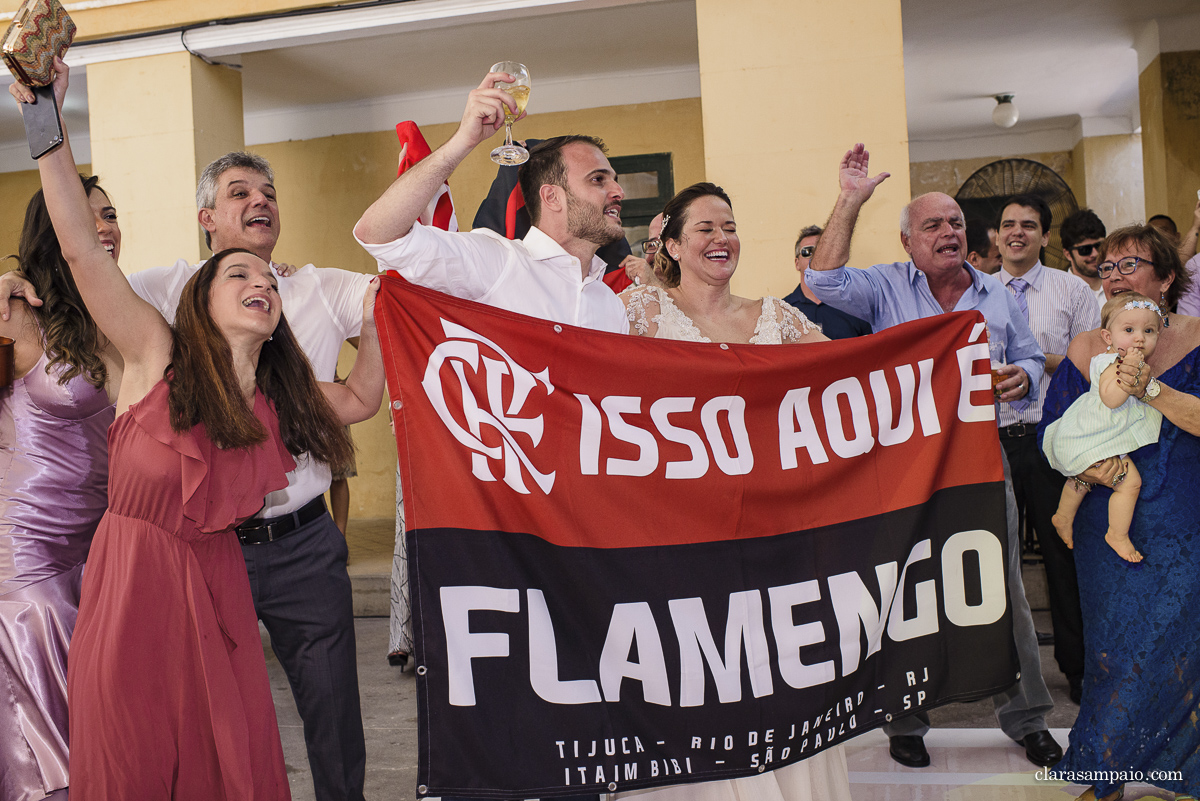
[243,508,367,801]
[884,448,1053,740]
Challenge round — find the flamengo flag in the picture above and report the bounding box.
[375,278,1018,799]
[396,121,458,232]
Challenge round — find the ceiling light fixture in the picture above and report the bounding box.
[992,94,1019,128]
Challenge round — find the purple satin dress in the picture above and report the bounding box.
[0,349,113,801]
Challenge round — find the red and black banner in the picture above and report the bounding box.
[375,277,1017,799]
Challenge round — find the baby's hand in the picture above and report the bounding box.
[1114,347,1149,393]
[1121,346,1145,363]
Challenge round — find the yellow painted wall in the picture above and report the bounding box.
[909,150,1079,206]
[0,168,54,265]
[1072,134,1145,229]
[1141,56,1168,223]
[1142,52,1200,228]
[695,0,911,301]
[910,140,1147,233]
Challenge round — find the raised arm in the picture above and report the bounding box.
[1181,197,1200,264]
[809,144,890,273]
[321,278,384,424]
[354,71,522,245]
[11,60,171,377]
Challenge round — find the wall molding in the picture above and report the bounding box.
[245,64,700,145]
[0,0,661,72]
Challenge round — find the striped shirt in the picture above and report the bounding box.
[998,261,1100,425]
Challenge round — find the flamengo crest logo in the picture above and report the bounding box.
[422,319,555,495]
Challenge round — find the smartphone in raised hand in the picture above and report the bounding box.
[22,83,63,159]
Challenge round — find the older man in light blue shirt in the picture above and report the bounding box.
[805,145,1058,772]
[805,254,1044,390]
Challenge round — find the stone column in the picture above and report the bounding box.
[1139,50,1200,230]
[86,51,244,272]
[1070,133,1146,229]
[694,0,911,299]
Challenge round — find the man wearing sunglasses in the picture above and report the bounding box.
[1060,209,1107,310]
[782,224,870,339]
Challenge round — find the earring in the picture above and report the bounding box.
[1159,292,1170,328]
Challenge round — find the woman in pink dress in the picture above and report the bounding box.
[11,60,385,800]
[0,173,120,800]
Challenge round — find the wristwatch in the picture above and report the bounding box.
[1141,376,1161,402]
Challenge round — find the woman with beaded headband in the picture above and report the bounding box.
[1039,224,1200,801]
[1042,293,1164,562]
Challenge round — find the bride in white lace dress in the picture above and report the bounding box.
[616,183,849,801]
[623,185,829,349]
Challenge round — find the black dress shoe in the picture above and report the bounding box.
[888,735,930,768]
[1036,631,1055,646]
[1018,730,1063,766]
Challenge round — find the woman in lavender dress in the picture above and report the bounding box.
[0,176,121,801]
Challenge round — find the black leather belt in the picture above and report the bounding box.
[998,422,1036,439]
[236,496,327,545]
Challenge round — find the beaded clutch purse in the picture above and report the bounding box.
[2,0,75,87]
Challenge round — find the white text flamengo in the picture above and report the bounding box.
[440,529,1006,708]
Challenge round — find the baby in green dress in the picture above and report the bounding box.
[1042,293,1165,563]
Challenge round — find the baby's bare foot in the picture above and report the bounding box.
[1105,530,1143,563]
[1052,513,1074,549]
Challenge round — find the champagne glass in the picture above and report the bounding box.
[489,61,531,166]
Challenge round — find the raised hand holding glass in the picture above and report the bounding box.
[489,61,531,166]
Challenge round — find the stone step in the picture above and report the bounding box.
[1021,558,1049,611]
[345,517,395,618]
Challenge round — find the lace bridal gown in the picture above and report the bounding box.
[615,285,852,801]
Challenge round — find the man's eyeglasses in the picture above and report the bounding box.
[1068,243,1098,257]
[1097,257,1153,278]
[640,238,661,258]
[797,246,816,259]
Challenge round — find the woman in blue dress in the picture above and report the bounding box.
[1040,224,1200,801]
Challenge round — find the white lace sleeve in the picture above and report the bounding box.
[621,285,664,337]
[775,297,821,343]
